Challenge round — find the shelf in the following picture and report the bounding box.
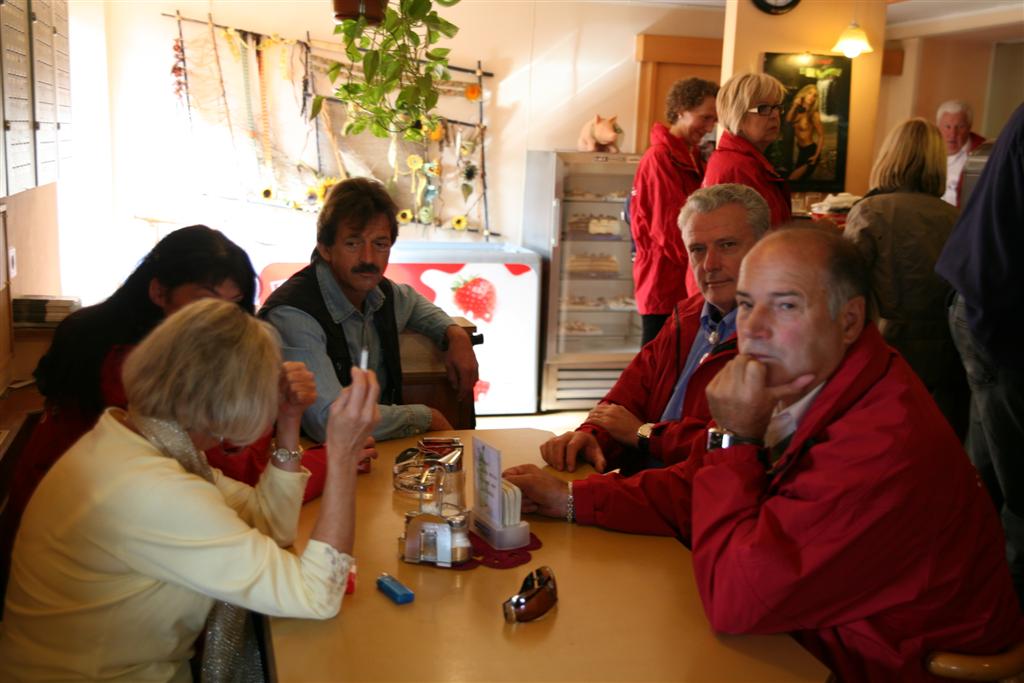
[560,308,637,314]
[562,197,628,204]
[561,233,628,242]
[563,273,631,281]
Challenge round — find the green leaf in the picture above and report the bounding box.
[342,18,360,41]
[432,63,447,80]
[427,29,440,44]
[424,89,438,110]
[371,121,390,138]
[417,75,433,96]
[363,50,381,82]
[435,0,460,6]
[348,118,369,136]
[405,27,421,47]
[310,95,324,120]
[384,60,403,82]
[427,47,450,60]
[407,0,430,20]
[346,43,363,63]
[383,7,399,31]
[434,16,458,38]
[404,126,425,142]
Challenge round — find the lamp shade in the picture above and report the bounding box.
[832,21,874,59]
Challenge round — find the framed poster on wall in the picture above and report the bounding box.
[762,52,852,193]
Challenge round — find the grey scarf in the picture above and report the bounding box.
[129,410,264,683]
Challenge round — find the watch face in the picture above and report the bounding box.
[751,0,801,15]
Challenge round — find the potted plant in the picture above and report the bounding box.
[315,0,461,142]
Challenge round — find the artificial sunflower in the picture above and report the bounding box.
[261,187,274,200]
[397,209,414,224]
[452,215,468,231]
[428,121,446,142]
[464,84,482,102]
[406,154,424,171]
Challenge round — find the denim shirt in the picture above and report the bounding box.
[659,302,737,422]
[263,260,455,442]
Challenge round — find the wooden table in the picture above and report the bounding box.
[270,429,830,682]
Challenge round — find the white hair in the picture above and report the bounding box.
[936,99,973,128]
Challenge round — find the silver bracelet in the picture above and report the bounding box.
[566,481,575,524]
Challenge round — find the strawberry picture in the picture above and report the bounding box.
[452,276,497,322]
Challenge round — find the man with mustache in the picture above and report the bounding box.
[262,177,479,442]
[508,228,1022,681]
[541,184,767,475]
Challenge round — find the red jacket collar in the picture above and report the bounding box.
[967,131,986,153]
[651,122,702,174]
[773,325,894,466]
[717,130,783,181]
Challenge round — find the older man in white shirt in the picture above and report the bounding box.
[937,99,986,206]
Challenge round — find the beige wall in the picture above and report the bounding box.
[916,37,993,137]
[875,38,922,155]
[62,0,725,300]
[721,0,886,196]
[983,42,1024,139]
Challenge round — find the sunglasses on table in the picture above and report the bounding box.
[503,566,557,623]
[746,103,784,116]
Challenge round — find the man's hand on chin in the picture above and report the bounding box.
[706,355,814,439]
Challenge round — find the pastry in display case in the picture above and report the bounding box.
[522,150,642,410]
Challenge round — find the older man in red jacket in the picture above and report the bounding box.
[509,227,1023,682]
[541,184,769,476]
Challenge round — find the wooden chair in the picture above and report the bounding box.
[927,639,1024,682]
[0,409,44,619]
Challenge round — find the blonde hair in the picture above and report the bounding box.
[122,298,281,444]
[869,118,946,196]
[717,72,786,135]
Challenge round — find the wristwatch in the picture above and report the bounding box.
[706,427,764,451]
[271,442,304,466]
[636,422,655,454]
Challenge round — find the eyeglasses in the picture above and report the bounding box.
[340,237,392,254]
[503,566,557,623]
[746,103,783,117]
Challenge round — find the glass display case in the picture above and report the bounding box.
[522,150,642,410]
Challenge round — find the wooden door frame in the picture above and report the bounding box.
[635,35,723,152]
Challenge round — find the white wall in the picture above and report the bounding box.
[61,1,724,303]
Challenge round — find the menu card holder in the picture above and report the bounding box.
[470,437,530,550]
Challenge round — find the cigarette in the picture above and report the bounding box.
[359,347,369,371]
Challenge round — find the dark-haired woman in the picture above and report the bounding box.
[631,77,719,345]
[3,227,328,594]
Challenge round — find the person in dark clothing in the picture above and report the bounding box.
[936,102,1024,608]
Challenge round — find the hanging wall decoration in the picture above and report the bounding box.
[165,10,492,233]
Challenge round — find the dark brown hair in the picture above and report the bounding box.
[666,78,719,123]
[316,177,399,246]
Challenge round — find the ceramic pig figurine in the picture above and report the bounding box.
[578,115,621,153]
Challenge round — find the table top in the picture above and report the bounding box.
[270,429,830,682]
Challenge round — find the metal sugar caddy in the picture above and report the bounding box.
[393,436,530,567]
[394,437,471,567]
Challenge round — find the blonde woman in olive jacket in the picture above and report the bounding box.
[843,117,966,436]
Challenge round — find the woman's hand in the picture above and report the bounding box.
[275,362,317,453]
[326,368,381,467]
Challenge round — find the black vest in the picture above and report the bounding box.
[260,263,403,405]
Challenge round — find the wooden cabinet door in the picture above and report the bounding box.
[635,35,722,153]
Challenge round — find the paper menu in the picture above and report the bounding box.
[472,437,503,527]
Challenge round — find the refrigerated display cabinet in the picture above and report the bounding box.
[522,150,642,411]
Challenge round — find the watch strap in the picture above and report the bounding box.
[706,428,764,451]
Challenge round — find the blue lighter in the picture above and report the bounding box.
[376,573,414,604]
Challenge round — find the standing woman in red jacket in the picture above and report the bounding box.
[703,72,792,227]
[630,77,719,345]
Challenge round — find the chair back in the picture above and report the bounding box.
[0,409,44,618]
[928,639,1024,682]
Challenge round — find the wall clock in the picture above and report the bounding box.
[751,0,801,15]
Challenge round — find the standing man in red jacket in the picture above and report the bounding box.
[509,227,1022,681]
[541,184,769,475]
[631,77,719,345]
